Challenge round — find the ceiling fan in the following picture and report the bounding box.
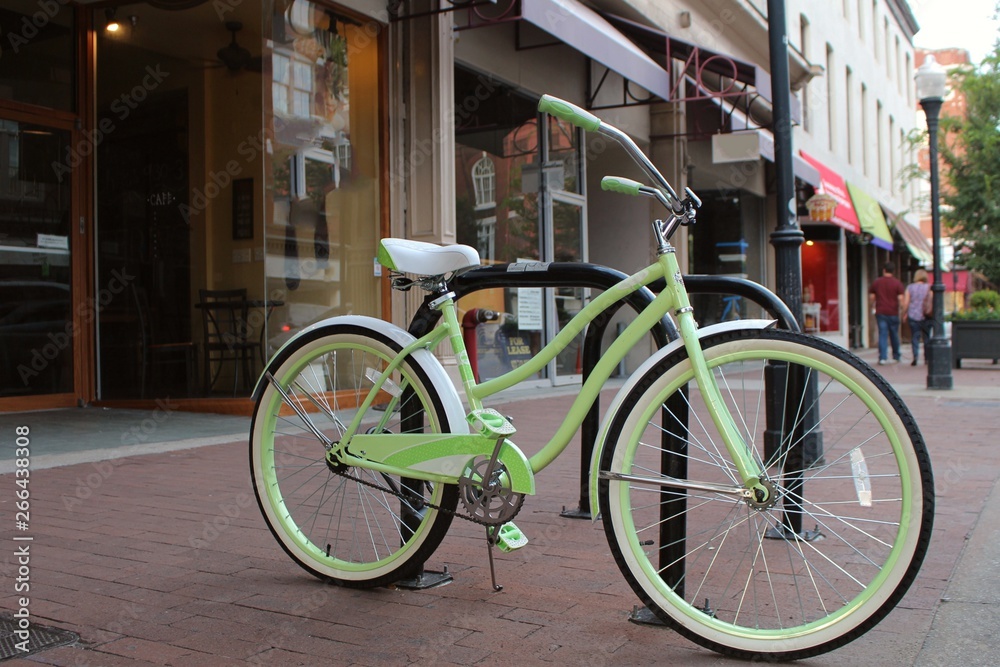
[216,21,262,73]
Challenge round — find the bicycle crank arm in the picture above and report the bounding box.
[599,471,753,499]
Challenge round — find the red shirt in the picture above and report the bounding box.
[870,275,904,315]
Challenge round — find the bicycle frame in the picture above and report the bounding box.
[337,244,763,493]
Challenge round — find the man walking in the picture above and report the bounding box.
[869,261,905,365]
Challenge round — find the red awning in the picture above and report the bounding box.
[799,151,862,234]
[939,271,969,293]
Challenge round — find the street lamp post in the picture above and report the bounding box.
[916,55,953,390]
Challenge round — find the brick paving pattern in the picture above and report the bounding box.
[1,353,998,665]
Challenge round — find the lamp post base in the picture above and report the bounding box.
[927,336,953,390]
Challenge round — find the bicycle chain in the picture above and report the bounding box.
[329,463,521,527]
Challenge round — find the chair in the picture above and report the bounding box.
[131,285,197,398]
[199,288,261,396]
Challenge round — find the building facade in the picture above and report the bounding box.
[0,0,925,412]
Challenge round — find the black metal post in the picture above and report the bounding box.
[921,97,953,389]
[764,0,820,542]
[767,0,804,319]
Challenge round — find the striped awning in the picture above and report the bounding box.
[889,213,933,265]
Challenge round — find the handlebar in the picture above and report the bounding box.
[538,94,694,219]
[537,96,601,133]
[600,176,643,196]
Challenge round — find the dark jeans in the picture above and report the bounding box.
[909,318,932,362]
[876,314,901,362]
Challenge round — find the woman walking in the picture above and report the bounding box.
[902,268,932,366]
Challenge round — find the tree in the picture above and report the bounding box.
[939,41,1000,284]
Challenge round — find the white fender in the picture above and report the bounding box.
[588,319,776,518]
[254,315,469,435]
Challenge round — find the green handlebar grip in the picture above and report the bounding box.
[538,94,601,132]
[601,176,643,196]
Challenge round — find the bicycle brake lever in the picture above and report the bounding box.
[677,188,701,226]
[684,187,702,209]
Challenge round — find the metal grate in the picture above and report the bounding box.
[0,614,78,661]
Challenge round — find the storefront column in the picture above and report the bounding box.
[392,6,458,362]
[401,10,455,247]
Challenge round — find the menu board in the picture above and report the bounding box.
[232,178,254,240]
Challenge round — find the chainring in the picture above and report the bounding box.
[458,457,524,525]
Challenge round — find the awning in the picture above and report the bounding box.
[846,183,894,250]
[798,151,861,233]
[519,0,673,102]
[887,212,933,265]
[940,271,969,293]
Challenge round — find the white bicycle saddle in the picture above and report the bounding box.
[377,238,481,276]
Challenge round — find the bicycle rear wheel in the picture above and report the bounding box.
[250,324,459,588]
[599,328,934,660]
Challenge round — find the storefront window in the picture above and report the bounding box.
[0,1,75,111]
[266,2,382,349]
[95,2,267,399]
[688,191,767,325]
[802,238,841,333]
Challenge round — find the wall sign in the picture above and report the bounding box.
[232,178,254,240]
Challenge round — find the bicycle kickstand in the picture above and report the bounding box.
[486,528,503,592]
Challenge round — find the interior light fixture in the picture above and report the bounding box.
[105,8,121,33]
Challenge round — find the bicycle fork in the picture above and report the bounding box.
[647,245,772,505]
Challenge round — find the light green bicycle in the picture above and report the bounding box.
[250,95,934,661]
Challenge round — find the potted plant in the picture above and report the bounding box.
[949,289,1000,368]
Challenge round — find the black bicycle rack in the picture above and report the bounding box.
[402,262,812,596]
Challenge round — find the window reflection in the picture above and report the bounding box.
[266,2,381,349]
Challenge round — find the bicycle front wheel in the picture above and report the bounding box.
[599,328,933,660]
[250,324,459,588]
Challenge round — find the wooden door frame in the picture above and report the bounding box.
[0,8,94,412]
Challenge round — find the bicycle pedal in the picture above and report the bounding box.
[468,408,516,438]
[494,522,528,552]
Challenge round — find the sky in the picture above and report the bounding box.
[911,0,1000,64]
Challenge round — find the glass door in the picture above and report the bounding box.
[0,121,75,398]
[0,1,83,407]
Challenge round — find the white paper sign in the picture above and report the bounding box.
[37,234,69,250]
[517,287,544,331]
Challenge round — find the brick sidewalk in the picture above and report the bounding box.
[2,359,1000,666]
